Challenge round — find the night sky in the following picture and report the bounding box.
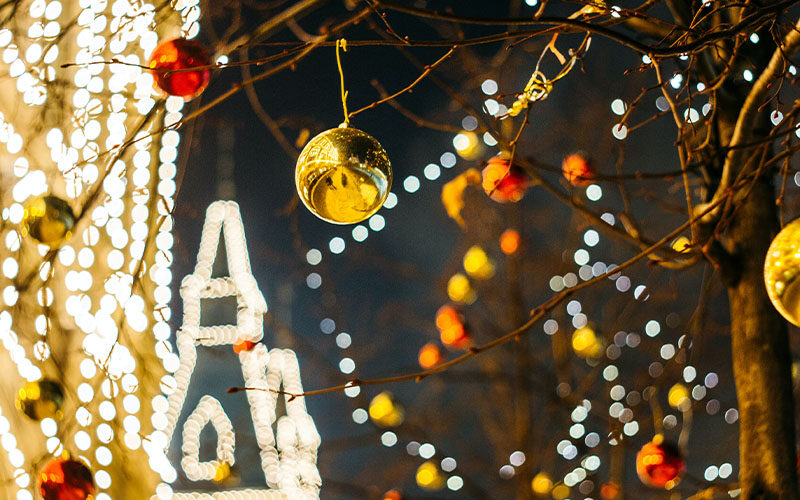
[161,1,794,498]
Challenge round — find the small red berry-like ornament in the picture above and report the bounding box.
[149,38,211,100]
[39,457,95,500]
[435,305,471,349]
[233,340,256,354]
[482,155,528,203]
[383,490,402,500]
[418,342,444,369]
[562,153,595,186]
[636,435,685,489]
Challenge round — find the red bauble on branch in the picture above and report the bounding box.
[39,457,95,500]
[435,305,471,349]
[149,38,211,100]
[562,152,595,186]
[481,155,528,203]
[233,339,256,354]
[635,435,685,489]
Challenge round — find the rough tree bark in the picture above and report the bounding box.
[725,177,798,500]
[712,17,800,500]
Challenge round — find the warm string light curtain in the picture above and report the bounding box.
[0,0,198,497]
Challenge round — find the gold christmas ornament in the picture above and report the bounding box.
[765,218,800,326]
[16,379,64,421]
[295,125,392,224]
[22,196,75,247]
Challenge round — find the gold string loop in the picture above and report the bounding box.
[336,38,349,126]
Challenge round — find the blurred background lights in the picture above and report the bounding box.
[415,461,444,491]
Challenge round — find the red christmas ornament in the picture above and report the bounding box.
[418,342,445,369]
[39,457,95,500]
[233,340,256,354]
[434,305,471,349]
[149,38,211,100]
[636,436,685,489]
[562,153,595,186]
[481,155,528,203]
[383,490,402,500]
[600,481,620,499]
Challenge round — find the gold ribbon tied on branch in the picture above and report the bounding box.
[508,1,605,116]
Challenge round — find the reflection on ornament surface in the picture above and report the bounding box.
[296,126,392,224]
[635,435,684,489]
[765,218,800,326]
[149,38,211,100]
[22,196,75,248]
[39,456,95,500]
[16,379,64,421]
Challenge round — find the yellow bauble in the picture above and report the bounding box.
[295,125,391,224]
[453,131,483,160]
[22,196,75,247]
[213,462,235,483]
[551,484,570,500]
[16,379,64,421]
[463,246,495,280]
[416,461,445,491]
[572,325,604,359]
[369,391,404,427]
[765,218,800,326]
[447,273,476,304]
[668,383,690,410]
[531,472,553,495]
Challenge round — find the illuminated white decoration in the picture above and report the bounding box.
[150,201,321,499]
[181,396,234,482]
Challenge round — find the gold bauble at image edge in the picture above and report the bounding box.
[765,217,800,326]
[295,125,392,224]
[16,379,65,421]
[22,195,76,247]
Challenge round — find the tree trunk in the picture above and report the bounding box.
[725,177,798,499]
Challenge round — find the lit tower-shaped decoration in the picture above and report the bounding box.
[0,0,202,498]
[148,201,321,499]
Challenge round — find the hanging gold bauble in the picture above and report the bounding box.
[765,218,800,326]
[22,196,75,247]
[16,379,65,421]
[295,125,392,224]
